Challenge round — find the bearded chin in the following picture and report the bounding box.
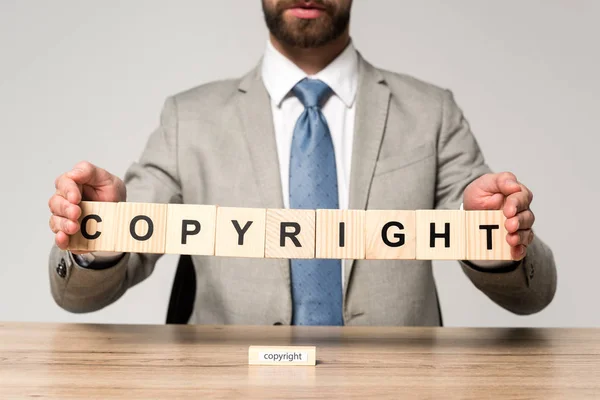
[262,2,350,48]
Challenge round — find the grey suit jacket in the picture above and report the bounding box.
[48,54,557,325]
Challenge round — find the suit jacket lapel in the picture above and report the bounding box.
[236,64,285,209]
[236,64,291,311]
[345,55,391,298]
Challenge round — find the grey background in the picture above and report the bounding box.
[0,0,598,327]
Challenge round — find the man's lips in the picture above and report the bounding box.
[286,3,326,19]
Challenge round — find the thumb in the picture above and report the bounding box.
[481,172,522,196]
[66,161,109,187]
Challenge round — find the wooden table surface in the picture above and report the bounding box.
[1,322,599,399]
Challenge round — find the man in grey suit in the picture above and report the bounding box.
[47,0,556,326]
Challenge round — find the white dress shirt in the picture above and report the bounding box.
[261,39,358,210]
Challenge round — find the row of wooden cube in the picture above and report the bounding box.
[67,201,513,261]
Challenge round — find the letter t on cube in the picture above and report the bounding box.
[466,210,513,260]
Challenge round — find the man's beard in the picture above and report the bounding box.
[262,0,351,48]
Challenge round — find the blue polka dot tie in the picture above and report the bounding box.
[289,78,343,326]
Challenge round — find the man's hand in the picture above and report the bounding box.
[48,161,126,252]
[463,172,534,261]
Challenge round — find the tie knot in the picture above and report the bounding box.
[292,78,332,108]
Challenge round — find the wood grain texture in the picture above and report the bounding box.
[316,209,365,259]
[0,323,599,399]
[416,210,466,260]
[214,207,266,258]
[248,345,316,366]
[265,209,315,259]
[466,210,513,260]
[114,202,168,254]
[365,210,416,259]
[165,204,217,255]
[68,201,118,252]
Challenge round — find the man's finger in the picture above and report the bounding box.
[511,244,527,261]
[55,175,82,204]
[48,195,81,220]
[494,172,522,196]
[503,189,531,218]
[66,161,96,185]
[526,229,535,246]
[505,210,535,233]
[66,161,114,189]
[49,215,78,235]
[49,215,79,235]
[55,231,70,250]
[507,229,533,247]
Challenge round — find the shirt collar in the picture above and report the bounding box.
[261,39,359,108]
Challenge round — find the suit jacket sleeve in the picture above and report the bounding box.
[48,97,183,313]
[435,89,557,315]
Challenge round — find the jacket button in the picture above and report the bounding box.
[529,265,535,280]
[56,258,67,278]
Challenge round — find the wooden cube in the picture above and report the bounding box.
[68,201,118,252]
[315,209,365,259]
[165,204,217,256]
[365,210,416,259]
[466,210,513,260]
[214,207,266,258]
[265,209,315,259]
[114,202,168,254]
[416,210,466,260]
